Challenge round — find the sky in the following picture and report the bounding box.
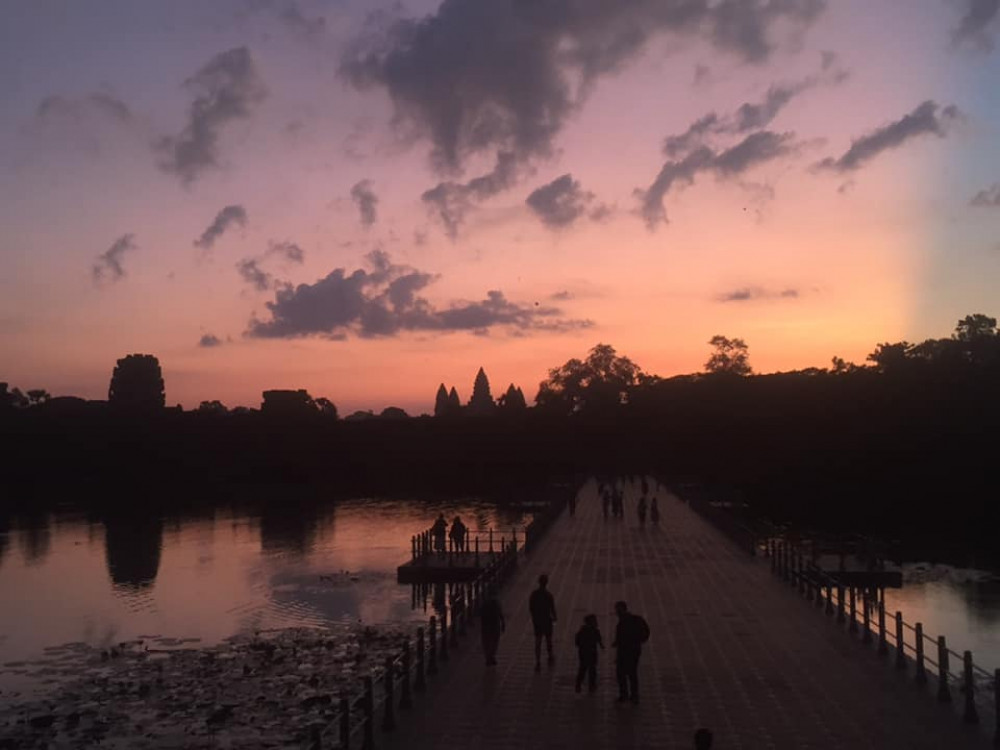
[1,0,999,414]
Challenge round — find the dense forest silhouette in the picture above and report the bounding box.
[3,315,999,562]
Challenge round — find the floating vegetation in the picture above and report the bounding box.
[0,623,413,749]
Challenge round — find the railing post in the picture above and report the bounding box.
[399,641,412,709]
[849,588,858,634]
[862,590,873,644]
[993,669,999,747]
[340,692,350,750]
[450,604,459,648]
[414,628,426,692]
[837,585,846,624]
[895,612,906,670]
[963,651,978,724]
[382,656,396,731]
[489,528,494,554]
[915,623,927,685]
[877,601,887,655]
[938,636,951,703]
[428,617,438,675]
[475,536,480,568]
[825,583,834,616]
[439,610,449,662]
[363,676,375,750]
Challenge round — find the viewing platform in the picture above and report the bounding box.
[397,526,525,584]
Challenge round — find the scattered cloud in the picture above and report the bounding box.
[266,240,305,263]
[421,151,520,239]
[236,240,305,290]
[194,204,248,249]
[199,334,223,347]
[157,47,266,184]
[637,131,801,228]
[550,290,574,301]
[526,174,611,229]
[92,234,137,284]
[351,180,379,227]
[237,257,272,291]
[246,250,592,339]
[717,286,799,302]
[664,56,847,158]
[36,92,133,123]
[280,3,326,36]
[815,100,960,173]
[341,0,825,177]
[971,183,1000,207]
[952,0,999,51]
[693,64,712,85]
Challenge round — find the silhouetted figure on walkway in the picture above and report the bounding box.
[612,601,649,704]
[449,516,467,552]
[637,495,647,526]
[481,593,506,666]
[650,497,660,526]
[431,514,447,553]
[694,728,713,749]
[613,489,623,519]
[574,614,604,693]
[601,491,610,520]
[529,574,558,671]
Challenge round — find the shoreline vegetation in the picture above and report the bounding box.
[0,623,412,749]
[3,314,999,565]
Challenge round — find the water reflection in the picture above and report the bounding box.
[103,514,163,590]
[17,512,51,566]
[259,500,323,558]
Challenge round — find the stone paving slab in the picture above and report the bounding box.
[380,480,992,750]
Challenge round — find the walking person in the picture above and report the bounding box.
[574,614,604,693]
[650,496,660,527]
[601,491,610,521]
[612,601,650,704]
[529,574,558,671]
[481,592,506,666]
[637,495,647,526]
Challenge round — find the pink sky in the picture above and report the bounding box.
[1,0,999,414]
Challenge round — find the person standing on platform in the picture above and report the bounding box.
[529,574,558,671]
[431,513,448,553]
[449,516,467,552]
[612,601,649,704]
[574,614,604,693]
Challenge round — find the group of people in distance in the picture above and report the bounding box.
[430,513,468,552]
[480,574,651,704]
[600,478,660,526]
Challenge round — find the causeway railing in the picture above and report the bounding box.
[317,492,569,749]
[410,525,527,563]
[764,538,999,746]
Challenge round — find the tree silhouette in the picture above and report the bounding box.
[467,367,496,415]
[26,389,51,405]
[536,343,641,415]
[380,406,409,419]
[108,354,165,411]
[315,397,339,418]
[866,341,913,374]
[1,383,28,409]
[197,400,228,414]
[954,314,997,342]
[705,336,752,376]
[434,383,450,417]
[261,389,316,417]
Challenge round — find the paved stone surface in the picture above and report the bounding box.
[382,480,992,749]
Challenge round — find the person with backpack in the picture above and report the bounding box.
[612,600,649,704]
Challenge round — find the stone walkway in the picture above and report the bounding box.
[381,480,992,749]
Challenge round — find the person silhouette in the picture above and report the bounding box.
[481,592,506,666]
[637,495,647,526]
[449,516,467,552]
[650,497,660,526]
[694,728,713,749]
[612,601,648,704]
[529,574,557,671]
[601,491,610,521]
[574,614,604,693]
[431,514,448,553]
